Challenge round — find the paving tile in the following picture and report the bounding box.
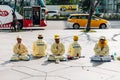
[108,76,120,80]
[97,61,120,73]
[48,67,110,80]
[10,57,69,73]
[21,76,68,80]
[20,77,45,80]
[0,66,11,71]
[0,69,30,80]
[85,66,120,76]
[12,66,46,76]
[25,62,69,73]
[46,76,68,80]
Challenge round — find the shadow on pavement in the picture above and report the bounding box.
[0,60,15,65]
[41,60,55,65]
[0,28,45,33]
[90,61,104,67]
[91,61,111,67]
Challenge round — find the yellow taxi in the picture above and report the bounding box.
[67,14,111,29]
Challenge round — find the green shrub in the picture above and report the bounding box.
[102,13,120,20]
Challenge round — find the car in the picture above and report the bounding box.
[67,14,111,29]
[46,10,60,18]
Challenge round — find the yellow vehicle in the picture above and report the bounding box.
[67,14,111,29]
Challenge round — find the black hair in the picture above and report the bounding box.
[38,37,43,39]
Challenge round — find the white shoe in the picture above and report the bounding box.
[55,59,60,64]
[10,55,19,61]
[19,55,30,61]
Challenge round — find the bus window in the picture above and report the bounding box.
[41,9,46,20]
[24,8,32,20]
[32,6,40,25]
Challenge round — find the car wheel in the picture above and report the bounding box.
[99,24,107,29]
[54,15,59,19]
[73,24,80,29]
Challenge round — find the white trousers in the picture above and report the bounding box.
[48,55,66,61]
[11,54,30,61]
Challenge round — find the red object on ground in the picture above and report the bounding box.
[40,19,47,26]
[67,56,73,60]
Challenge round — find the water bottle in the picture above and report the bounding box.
[113,52,117,60]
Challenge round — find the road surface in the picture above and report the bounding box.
[46,20,120,30]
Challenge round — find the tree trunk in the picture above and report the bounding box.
[19,0,24,15]
[86,7,93,32]
[86,0,95,32]
[12,0,17,31]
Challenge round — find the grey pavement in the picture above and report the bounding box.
[0,29,120,80]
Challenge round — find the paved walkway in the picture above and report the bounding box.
[0,29,120,80]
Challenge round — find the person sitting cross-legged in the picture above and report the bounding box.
[67,35,82,60]
[48,34,66,63]
[11,35,30,61]
[91,36,112,62]
[32,34,47,58]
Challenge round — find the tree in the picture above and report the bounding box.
[19,0,24,15]
[81,0,90,13]
[12,0,17,31]
[46,0,51,5]
[86,0,102,32]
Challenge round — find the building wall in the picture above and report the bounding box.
[80,0,119,13]
[117,0,120,12]
[98,0,118,13]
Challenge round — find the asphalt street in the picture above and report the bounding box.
[0,20,119,31]
[109,21,120,28]
[46,20,120,30]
